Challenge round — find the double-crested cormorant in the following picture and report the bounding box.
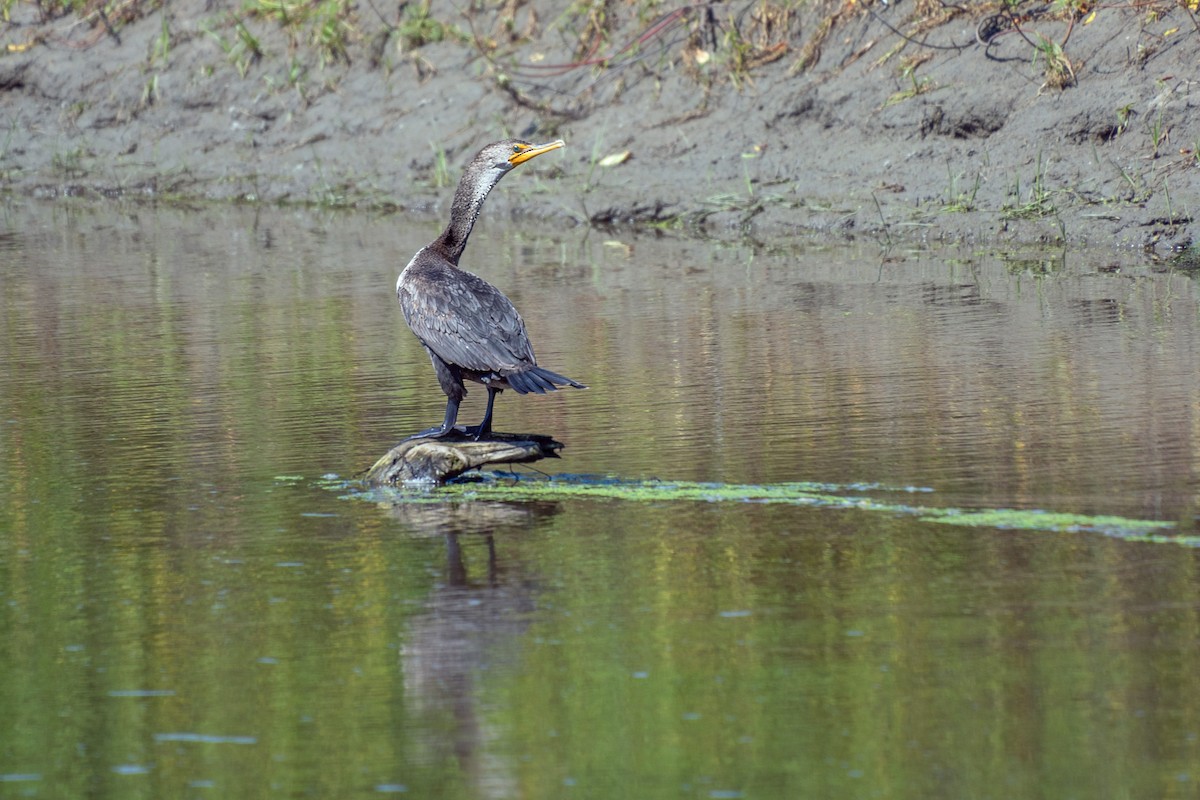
[396,138,586,439]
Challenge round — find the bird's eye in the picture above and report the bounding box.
[512,144,523,154]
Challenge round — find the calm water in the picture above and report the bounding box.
[2,201,1200,799]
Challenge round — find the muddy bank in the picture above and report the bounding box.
[0,0,1196,255]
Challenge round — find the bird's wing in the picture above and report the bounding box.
[399,265,536,373]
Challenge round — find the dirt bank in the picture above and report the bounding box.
[0,0,1196,255]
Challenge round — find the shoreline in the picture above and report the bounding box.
[0,0,1195,259]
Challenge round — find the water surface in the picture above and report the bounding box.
[2,202,1200,798]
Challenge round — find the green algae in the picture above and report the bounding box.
[918,508,1174,531]
[340,473,1194,546]
[917,508,1183,544]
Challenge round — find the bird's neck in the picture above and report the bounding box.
[432,168,502,266]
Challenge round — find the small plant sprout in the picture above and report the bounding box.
[430,143,451,189]
[942,167,981,213]
[1115,103,1134,137]
[151,13,170,64]
[202,15,265,78]
[141,73,160,106]
[884,61,935,108]
[1002,153,1057,219]
[1033,34,1075,90]
[1148,109,1169,158]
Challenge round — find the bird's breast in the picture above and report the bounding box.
[396,250,424,297]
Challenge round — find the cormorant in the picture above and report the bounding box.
[396,138,586,439]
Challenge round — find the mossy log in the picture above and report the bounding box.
[364,431,563,485]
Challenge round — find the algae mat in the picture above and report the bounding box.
[334,474,1191,547]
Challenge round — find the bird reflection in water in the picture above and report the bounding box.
[385,499,559,797]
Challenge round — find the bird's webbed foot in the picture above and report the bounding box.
[404,424,464,441]
[460,422,493,441]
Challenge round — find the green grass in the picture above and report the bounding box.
[1110,160,1149,203]
[195,0,465,78]
[149,12,170,64]
[941,167,981,213]
[884,72,936,108]
[50,146,87,178]
[397,0,465,50]
[430,143,451,189]
[1148,107,1169,158]
[201,14,264,78]
[1031,33,1075,89]
[246,0,352,65]
[1002,153,1057,220]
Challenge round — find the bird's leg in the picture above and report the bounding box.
[407,396,462,440]
[464,387,499,441]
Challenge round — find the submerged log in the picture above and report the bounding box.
[364,431,563,485]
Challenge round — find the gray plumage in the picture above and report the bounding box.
[396,139,585,439]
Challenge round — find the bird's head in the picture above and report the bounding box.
[475,138,566,176]
[436,137,568,261]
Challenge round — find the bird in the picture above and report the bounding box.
[396,138,586,440]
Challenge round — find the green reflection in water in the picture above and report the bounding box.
[0,478,476,798]
[4,204,1200,799]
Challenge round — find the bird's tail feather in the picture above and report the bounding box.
[507,367,587,395]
